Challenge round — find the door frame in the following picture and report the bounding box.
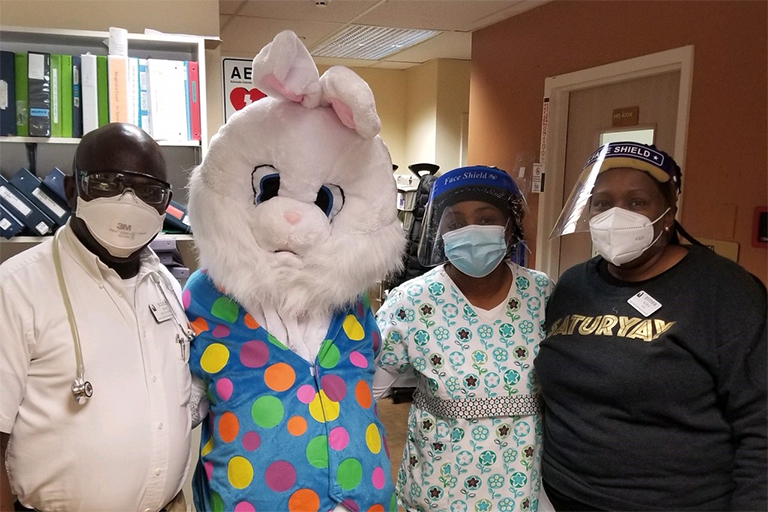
[535,45,694,278]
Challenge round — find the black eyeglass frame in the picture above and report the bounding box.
[75,168,173,207]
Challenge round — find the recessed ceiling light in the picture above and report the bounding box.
[311,25,440,60]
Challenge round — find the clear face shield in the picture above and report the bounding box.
[417,166,526,268]
[549,142,681,238]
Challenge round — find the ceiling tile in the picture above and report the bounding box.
[236,0,379,23]
[220,15,345,56]
[355,1,521,31]
[383,31,471,63]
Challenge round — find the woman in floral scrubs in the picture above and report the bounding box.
[374,166,553,512]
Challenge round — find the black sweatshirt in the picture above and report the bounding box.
[535,246,767,511]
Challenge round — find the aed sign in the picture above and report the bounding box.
[222,58,266,123]
[612,106,639,127]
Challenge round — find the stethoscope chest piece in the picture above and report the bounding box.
[72,378,93,405]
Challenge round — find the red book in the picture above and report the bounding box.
[187,61,201,141]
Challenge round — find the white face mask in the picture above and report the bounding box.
[76,193,165,258]
[589,207,670,266]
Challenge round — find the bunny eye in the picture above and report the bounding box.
[316,184,344,219]
[252,165,280,205]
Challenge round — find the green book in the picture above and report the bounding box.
[14,52,28,136]
[60,54,73,138]
[49,54,62,137]
[96,55,109,127]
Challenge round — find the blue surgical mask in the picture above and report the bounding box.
[442,224,507,278]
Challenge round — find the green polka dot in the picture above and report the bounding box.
[337,458,363,490]
[306,435,329,468]
[267,333,288,350]
[318,340,340,369]
[211,296,239,323]
[390,492,398,512]
[251,396,285,428]
[211,492,224,512]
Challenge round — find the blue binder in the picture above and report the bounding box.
[10,167,71,226]
[42,167,67,202]
[0,204,25,239]
[27,52,51,137]
[0,51,17,136]
[0,175,55,236]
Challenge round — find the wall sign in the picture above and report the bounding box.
[222,57,266,123]
[612,106,639,127]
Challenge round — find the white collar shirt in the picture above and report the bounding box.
[0,224,191,512]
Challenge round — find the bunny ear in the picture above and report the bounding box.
[320,66,381,140]
[251,30,321,108]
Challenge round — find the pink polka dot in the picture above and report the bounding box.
[372,329,381,353]
[321,374,347,402]
[372,466,385,490]
[242,431,261,451]
[240,340,270,368]
[329,426,349,450]
[212,325,230,338]
[234,502,255,512]
[182,289,191,309]
[342,499,359,512]
[297,385,316,404]
[216,378,233,401]
[264,460,296,492]
[349,351,368,369]
[204,461,213,481]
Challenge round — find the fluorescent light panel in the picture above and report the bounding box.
[312,24,440,60]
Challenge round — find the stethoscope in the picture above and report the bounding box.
[52,228,194,405]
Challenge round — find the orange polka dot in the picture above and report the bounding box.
[367,505,385,512]
[355,380,372,409]
[219,411,239,443]
[287,416,307,436]
[288,488,320,512]
[191,317,209,335]
[264,362,296,392]
[244,313,260,329]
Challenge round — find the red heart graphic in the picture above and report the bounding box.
[230,87,266,110]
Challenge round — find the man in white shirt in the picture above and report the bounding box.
[0,123,192,512]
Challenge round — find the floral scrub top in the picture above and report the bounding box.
[375,262,552,512]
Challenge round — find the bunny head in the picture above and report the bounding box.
[188,31,405,319]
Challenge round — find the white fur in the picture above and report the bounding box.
[188,31,405,325]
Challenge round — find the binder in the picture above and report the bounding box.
[0,50,17,136]
[42,167,67,202]
[164,199,192,234]
[146,59,187,141]
[128,57,139,127]
[80,54,98,134]
[14,52,28,136]
[9,167,71,226]
[49,54,61,137]
[183,62,191,140]
[72,55,83,138]
[107,55,129,122]
[137,59,150,133]
[27,51,51,137]
[0,175,55,235]
[60,54,73,138]
[96,55,109,126]
[0,204,25,239]
[187,61,201,141]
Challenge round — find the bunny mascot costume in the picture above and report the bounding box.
[184,31,405,512]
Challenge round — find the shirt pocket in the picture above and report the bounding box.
[175,337,192,407]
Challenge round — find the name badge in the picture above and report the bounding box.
[149,300,174,323]
[627,291,662,317]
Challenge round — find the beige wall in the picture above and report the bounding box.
[469,0,767,282]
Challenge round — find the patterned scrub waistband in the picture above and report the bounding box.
[412,389,541,420]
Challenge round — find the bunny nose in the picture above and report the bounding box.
[284,211,303,225]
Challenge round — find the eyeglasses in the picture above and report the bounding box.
[76,169,172,206]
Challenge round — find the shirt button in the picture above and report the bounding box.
[155,469,161,476]
[152,376,157,383]
[158,423,163,430]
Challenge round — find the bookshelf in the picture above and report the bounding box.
[0,26,208,269]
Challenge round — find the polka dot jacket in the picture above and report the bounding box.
[185,271,397,512]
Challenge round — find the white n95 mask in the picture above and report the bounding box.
[76,193,165,258]
[589,207,670,266]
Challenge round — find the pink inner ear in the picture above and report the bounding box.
[330,98,356,130]
[262,73,305,103]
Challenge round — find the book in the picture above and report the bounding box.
[96,55,109,126]
[0,50,17,136]
[42,167,67,202]
[0,204,25,239]
[146,59,188,142]
[108,55,129,122]
[60,54,73,138]
[128,57,139,127]
[80,53,98,134]
[187,61,201,141]
[9,167,71,226]
[72,55,83,138]
[164,199,192,234]
[27,51,51,137]
[0,175,55,235]
[49,54,61,137]
[137,58,150,134]
[14,52,28,136]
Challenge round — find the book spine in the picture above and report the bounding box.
[60,54,73,138]
[14,53,28,137]
[96,55,109,126]
[49,54,61,137]
[72,55,83,138]
[27,51,51,137]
